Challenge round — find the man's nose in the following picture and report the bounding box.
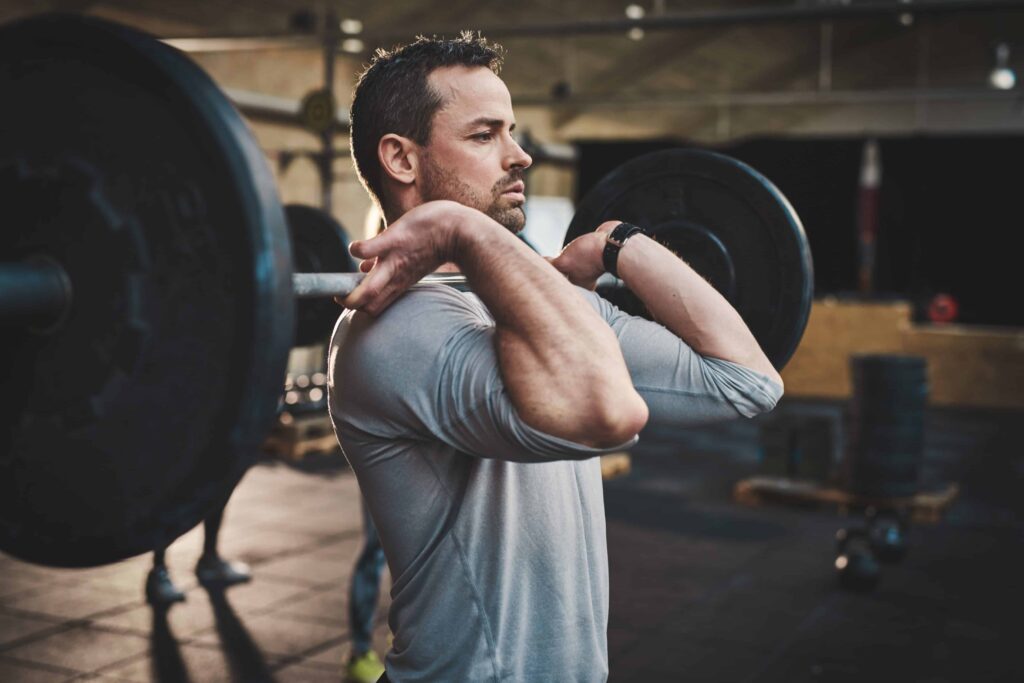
[507,136,533,171]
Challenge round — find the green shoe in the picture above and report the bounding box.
[347,650,385,683]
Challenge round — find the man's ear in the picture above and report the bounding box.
[378,134,419,186]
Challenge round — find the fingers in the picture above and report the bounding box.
[348,239,367,259]
[342,258,406,317]
[548,234,604,290]
[349,231,392,261]
[342,260,385,312]
[332,259,376,307]
[348,238,375,260]
[340,214,453,314]
[345,236,398,314]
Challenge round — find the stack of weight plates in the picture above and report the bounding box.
[842,355,929,498]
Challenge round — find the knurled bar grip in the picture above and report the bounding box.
[291,272,472,298]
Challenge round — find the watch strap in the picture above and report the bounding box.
[602,222,645,278]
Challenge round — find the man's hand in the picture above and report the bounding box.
[548,220,619,289]
[340,201,469,316]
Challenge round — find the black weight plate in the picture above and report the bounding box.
[565,149,813,370]
[0,15,294,566]
[286,204,357,347]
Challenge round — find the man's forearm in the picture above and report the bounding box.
[616,233,783,385]
[453,215,648,447]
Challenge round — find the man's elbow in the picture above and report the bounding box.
[742,350,783,392]
[751,375,784,418]
[588,391,649,448]
[742,354,785,407]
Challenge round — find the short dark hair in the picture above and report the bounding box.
[349,32,505,211]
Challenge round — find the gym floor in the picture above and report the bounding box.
[1,398,1020,682]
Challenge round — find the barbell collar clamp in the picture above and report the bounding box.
[0,258,73,331]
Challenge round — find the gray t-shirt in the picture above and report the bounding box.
[328,283,782,683]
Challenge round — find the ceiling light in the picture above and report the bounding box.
[340,18,363,35]
[897,0,914,27]
[625,4,645,20]
[989,43,1016,90]
[342,38,365,54]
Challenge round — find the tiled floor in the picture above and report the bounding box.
[603,402,1024,682]
[1,399,1022,682]
[0,462,390,682]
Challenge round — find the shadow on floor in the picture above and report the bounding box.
[150,588,276,683]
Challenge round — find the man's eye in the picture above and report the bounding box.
[473,132,493,141]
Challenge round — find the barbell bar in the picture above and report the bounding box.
[0,13,812,568]
[292,272,626,299]
[0,263,461,316]
[0,262,622,325]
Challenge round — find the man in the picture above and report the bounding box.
[345,497,387,682]
[328,34,783,682]
[145,499,251,606]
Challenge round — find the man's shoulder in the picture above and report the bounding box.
[377,283,485,328]
[331,284,485,356]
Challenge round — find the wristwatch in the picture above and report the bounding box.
[601,222,645,278]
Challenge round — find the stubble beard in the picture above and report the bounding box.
[420,157,526,234]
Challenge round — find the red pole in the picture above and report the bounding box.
[857,139,881,295]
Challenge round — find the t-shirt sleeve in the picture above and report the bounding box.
[330,285,636,463]
[578,289,783,427]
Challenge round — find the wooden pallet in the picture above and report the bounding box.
[262,412,339,461]
[733,476,959,524]
[600,452,632,480]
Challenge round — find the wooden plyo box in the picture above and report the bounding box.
[600,452,632,480]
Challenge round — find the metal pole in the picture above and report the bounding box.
[321,9,339,214]
[856,140,882,295]
[367,0,1024,41]
[818,21,834,92]
[512,86,1022,108]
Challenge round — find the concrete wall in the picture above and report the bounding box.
[551,97,1024,144]
[190,51,575,241]
[188,45,1024,236]
[185,46,1024,394]
[190,49,376,238]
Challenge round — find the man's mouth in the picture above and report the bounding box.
[501,182,526,202]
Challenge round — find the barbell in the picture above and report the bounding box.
[0,14,812,568]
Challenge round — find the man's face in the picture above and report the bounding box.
[418,66,533,233]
